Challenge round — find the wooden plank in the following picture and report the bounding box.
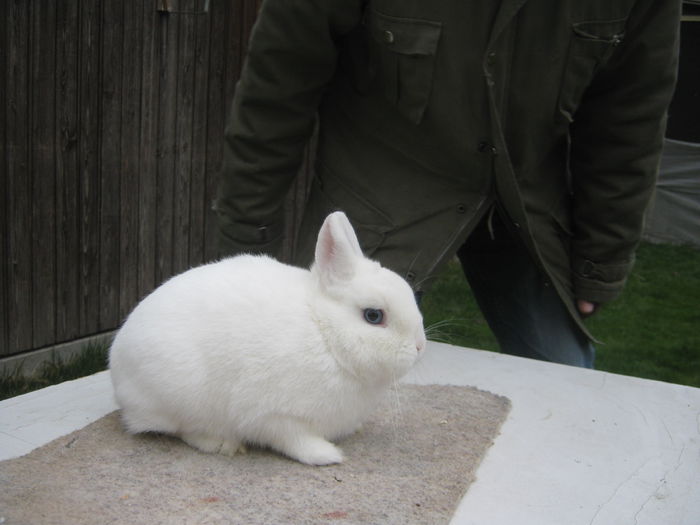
[137,0,160,299]
[188,4,212,266]
[78,0,102,336]
[55,0,81,343]
[118,0,144,319]
[98,0,124,331]
[0,3,6,355]
[155,10,179,285]
[6,0,34,354]
[0,1,9,355]
[173,1,196,275]
[30,0,58,349]
[202,0,229,262]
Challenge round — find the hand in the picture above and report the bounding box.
[576,299,598,318]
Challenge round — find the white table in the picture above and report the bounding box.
[2,342,699,525]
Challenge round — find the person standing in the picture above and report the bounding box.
[216,0,681,367]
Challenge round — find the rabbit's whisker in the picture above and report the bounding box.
[423,318,466,345]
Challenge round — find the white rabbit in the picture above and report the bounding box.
[109,211,426,465]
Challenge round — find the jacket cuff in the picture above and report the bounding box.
[217,214,285,260]
[571,255,633,304]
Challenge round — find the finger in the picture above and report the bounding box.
[577,299,597,317]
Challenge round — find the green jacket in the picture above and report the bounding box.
[217,0,680,335]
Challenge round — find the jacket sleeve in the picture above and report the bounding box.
[216,0,364,258]
[568,0,680,303]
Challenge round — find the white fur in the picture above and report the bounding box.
[109,212,426,465]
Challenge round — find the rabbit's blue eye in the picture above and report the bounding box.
[363,308,384,325]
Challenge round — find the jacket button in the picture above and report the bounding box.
[486,52,496,66]
[457,204,467,214]
[383,30,395,44]
[581,260,594,277]
[477,141,496,154]
[406,271,416,282]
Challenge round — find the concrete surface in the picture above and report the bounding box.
[2,342,699,524]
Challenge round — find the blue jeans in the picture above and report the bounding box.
[456,209,595,368]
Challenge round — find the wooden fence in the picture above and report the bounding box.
[0,0,312,360]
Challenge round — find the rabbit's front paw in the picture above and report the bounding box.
[261,417,345,465]
[292,438,345,466]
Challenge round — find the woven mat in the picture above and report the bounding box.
[0,384,510,525]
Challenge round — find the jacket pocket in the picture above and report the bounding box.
[367,10,442,124]
[306,166,395,258]
[557,18,627,122]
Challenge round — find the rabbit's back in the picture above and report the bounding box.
[112,255,310,356]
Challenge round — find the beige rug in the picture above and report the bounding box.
[0,384,510,525]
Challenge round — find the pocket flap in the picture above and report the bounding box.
[572,18,626,44]
[369,11,442,56]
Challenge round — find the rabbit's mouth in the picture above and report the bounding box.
[391,345,422,376]
[416,330,427,354]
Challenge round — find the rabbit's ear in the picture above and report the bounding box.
[315,212,363,286]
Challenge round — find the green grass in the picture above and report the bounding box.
[0,342,109,401]
[587,243,700,387]
[422,242,700,388]
[1,241,698,401]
